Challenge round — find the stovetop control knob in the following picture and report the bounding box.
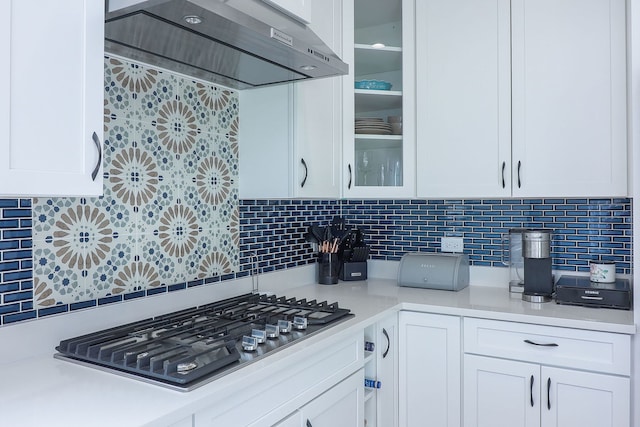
[242,335,258,351]
[266,324,280,339]
[251,329,267,344]
[278,319,292,334]
[293,316,307,331]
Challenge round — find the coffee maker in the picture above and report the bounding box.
[502,228,527,293]
[522,229,554,302]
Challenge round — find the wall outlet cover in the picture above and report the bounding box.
[441,237,464,253]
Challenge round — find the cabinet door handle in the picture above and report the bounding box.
[306,420,312,427]
[530,375,534,407]
[91,132,102,181]
[347,163,352,189]
[300,158,308,188]
[382,328,390,359]
[547,377,551,410]
[517,160,522,188]
[524,339,558,347]
[501,161,506,188]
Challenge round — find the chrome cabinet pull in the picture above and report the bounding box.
[347,164,352,189]
[501,161,506,188]
[517,160,522,188]
[382,328,390,359]
[530,375,534,407]
[524,339,558,347]
[547,377,551,410]
[301,158,308,188]
[91,132,102,181]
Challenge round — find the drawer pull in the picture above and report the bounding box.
[306,420,313,427]
[547,377,552,410]
[530,375,534,407]
[524,339,558,347]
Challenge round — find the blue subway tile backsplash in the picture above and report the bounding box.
[0,196,634,325]
[0,199,34,325]
[342,198,633,274]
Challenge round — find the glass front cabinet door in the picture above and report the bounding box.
[343,0,415,198]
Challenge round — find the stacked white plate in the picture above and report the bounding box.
[355,117,392,135]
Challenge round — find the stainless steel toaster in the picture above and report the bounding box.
[397,253,470,291]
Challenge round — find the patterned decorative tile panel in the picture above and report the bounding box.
[30,56,240,313]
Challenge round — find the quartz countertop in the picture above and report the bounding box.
[0,277,635,427]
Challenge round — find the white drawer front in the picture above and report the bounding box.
[463,318,630,375]
[195,332,363,426]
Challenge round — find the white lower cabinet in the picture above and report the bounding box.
[364,314,398,427]
[399,311,461,427]
[463,318,631,427]
[194,333,363,427]
[271,369,364,427]
[464,355,539,427]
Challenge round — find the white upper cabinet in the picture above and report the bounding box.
[342,0,416,198]
[292,0,342,198]
[0,0,104,197]
[239,84,293,199]
[417,0,627,199]
[416,0,511,199]
[239,0,342,199]
[263,0,312,24]
[511,0,627,197]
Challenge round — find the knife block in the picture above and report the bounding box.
[340,261,367,281]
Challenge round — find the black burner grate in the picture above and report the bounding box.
[55,293,352,389]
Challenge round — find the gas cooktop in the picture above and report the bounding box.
[54,293,353,391]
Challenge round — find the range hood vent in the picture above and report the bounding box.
[105,0,348,90]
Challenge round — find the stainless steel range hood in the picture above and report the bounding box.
[105,0,348,90]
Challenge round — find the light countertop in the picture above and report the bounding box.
[0,276,635,427]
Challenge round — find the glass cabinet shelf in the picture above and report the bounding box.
[355,90,402,113]
[354,44,402,75]
[354,134,402,148]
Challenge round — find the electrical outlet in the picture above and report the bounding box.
[441,237,464,253]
